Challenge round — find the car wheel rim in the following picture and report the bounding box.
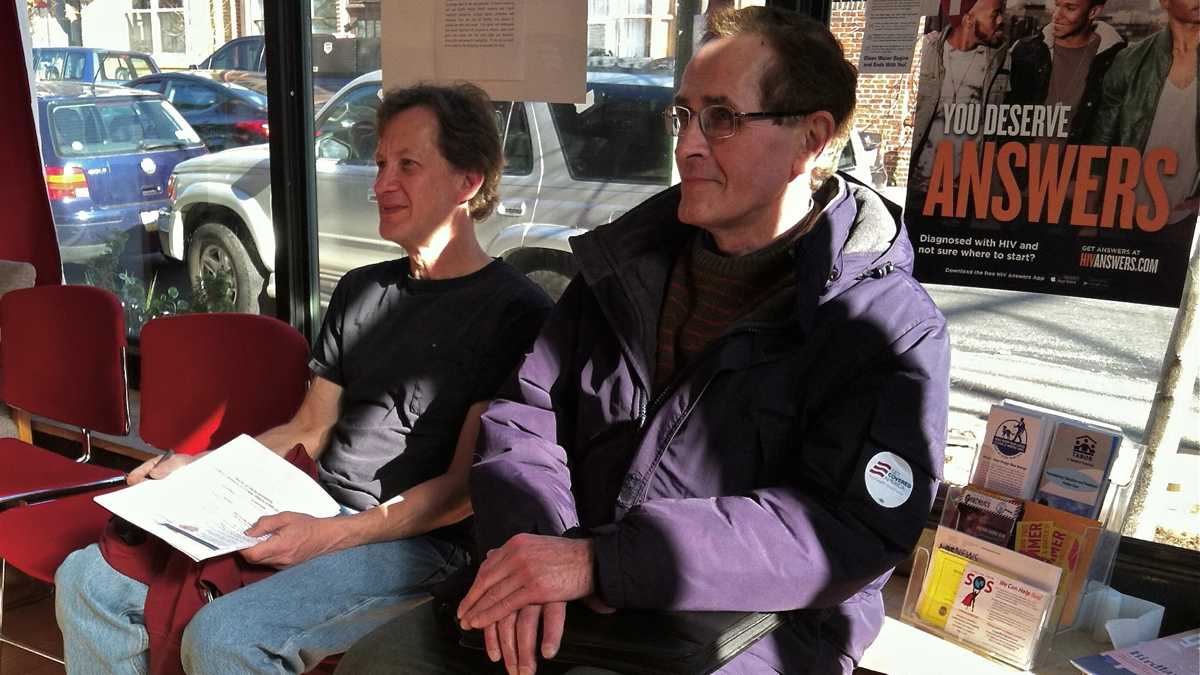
[199,243,237,304]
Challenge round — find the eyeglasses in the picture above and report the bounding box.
[663,104,813,140]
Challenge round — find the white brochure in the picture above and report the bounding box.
[945,561,1053,667]
[95,435,341,562]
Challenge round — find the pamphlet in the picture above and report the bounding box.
[95,435,341,562]
[916,547,971,628]
[1015,520,1053,560]
[931,526,1063,593]
[1035,421,1121,519]
[1071,628,1200,675]
[949,486,1023,546]
[944,560,1053,668]
[1021,501,1102,627]
[972,404,1052,499]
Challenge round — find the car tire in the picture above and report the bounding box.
[507,248,577,302]
[187,222,264,314]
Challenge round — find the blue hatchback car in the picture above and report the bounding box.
[37,82,208,263]
[33,47,159,86]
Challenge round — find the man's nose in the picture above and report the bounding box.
[674,118,710,158]
[374,164,394,193]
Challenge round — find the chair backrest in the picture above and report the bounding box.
[138,313,309,455]
[0,285,129,435]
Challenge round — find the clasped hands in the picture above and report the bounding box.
[457,533,614,675]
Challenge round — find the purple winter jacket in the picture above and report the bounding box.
[472,176,950,673]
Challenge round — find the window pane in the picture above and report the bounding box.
[497,102,533,176]
[159,11,186,53]
[315,84,382,164]
[128,57,157,78]
[312,1,677,309]
[616,19,649,58]
[824,2,1200,553]
[208,45,236,70]
[167,82,219,112]
[60,52,86,80]
[100,55,134,82]
[25,3,274,337]
[127,13,154,53]
[548,83,672,184]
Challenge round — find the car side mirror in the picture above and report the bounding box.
[316,135,351,161]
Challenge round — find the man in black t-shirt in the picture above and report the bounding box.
[55,83,552,675]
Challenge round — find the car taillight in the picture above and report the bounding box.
[234,119,270,140]
[166,174,177,202]
[45,165,90,200]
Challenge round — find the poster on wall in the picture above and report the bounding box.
[905,0,1199,307]
[860,0,925,74]
[381,0,587,104]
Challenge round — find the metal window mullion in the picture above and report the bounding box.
[263,0,319,344]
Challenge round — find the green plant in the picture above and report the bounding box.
[79,231,241,332]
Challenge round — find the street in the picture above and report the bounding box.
[928,284,1200,527]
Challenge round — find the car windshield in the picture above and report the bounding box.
[49,97,202,158]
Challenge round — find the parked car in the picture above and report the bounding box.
[32,47,159,86]
[37,82,207,263]
[127,71,334,153]
[159,69,890,311]
[194,34,378,93]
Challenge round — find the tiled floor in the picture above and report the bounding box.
[1,568,64,675]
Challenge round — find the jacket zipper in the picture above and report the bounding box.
[630,324,796,506]
[636,326,764,429]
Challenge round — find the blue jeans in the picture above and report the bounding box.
[54,535,467,675]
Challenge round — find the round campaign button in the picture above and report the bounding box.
[864,451,914,508]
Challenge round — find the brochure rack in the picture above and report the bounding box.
[900,540,1059,670]
[900,474,1136,670]
[966,422,1144,598]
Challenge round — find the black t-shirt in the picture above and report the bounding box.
[309,258,552,512]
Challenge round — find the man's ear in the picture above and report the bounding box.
[458,171,485,206]
[790,112,836,178]
[1087,4,1103,22]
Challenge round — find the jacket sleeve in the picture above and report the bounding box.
[468,278,588,554]
[590,313,951,612]
[1086,52,1128,147]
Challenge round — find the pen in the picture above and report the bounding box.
[148,450,175,475]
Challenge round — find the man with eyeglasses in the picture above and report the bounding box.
[337,7,949,675]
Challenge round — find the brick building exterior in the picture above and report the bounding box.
[830,1,924,187]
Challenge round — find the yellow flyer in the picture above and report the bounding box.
[917,548,971,628]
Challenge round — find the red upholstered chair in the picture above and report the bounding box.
[0,285,130,509]
[0,312,310,664]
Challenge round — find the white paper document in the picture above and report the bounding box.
[95,435,341,562]
[382,0,587,104]
[859,0,923,74]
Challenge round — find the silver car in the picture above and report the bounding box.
[159,69,673,310]
[159,69,889,310]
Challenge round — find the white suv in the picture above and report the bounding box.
[159,69,888,310]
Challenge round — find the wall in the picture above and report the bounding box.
[830,0,923,187]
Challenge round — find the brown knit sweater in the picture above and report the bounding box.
[653,218,812,393]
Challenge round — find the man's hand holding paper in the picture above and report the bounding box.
[241,511,345,568]
[94,435,341,562]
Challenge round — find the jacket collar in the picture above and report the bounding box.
[569,174,908,385]
[1040,20,1124,54]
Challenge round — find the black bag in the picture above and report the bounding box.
[433,568,783,675]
